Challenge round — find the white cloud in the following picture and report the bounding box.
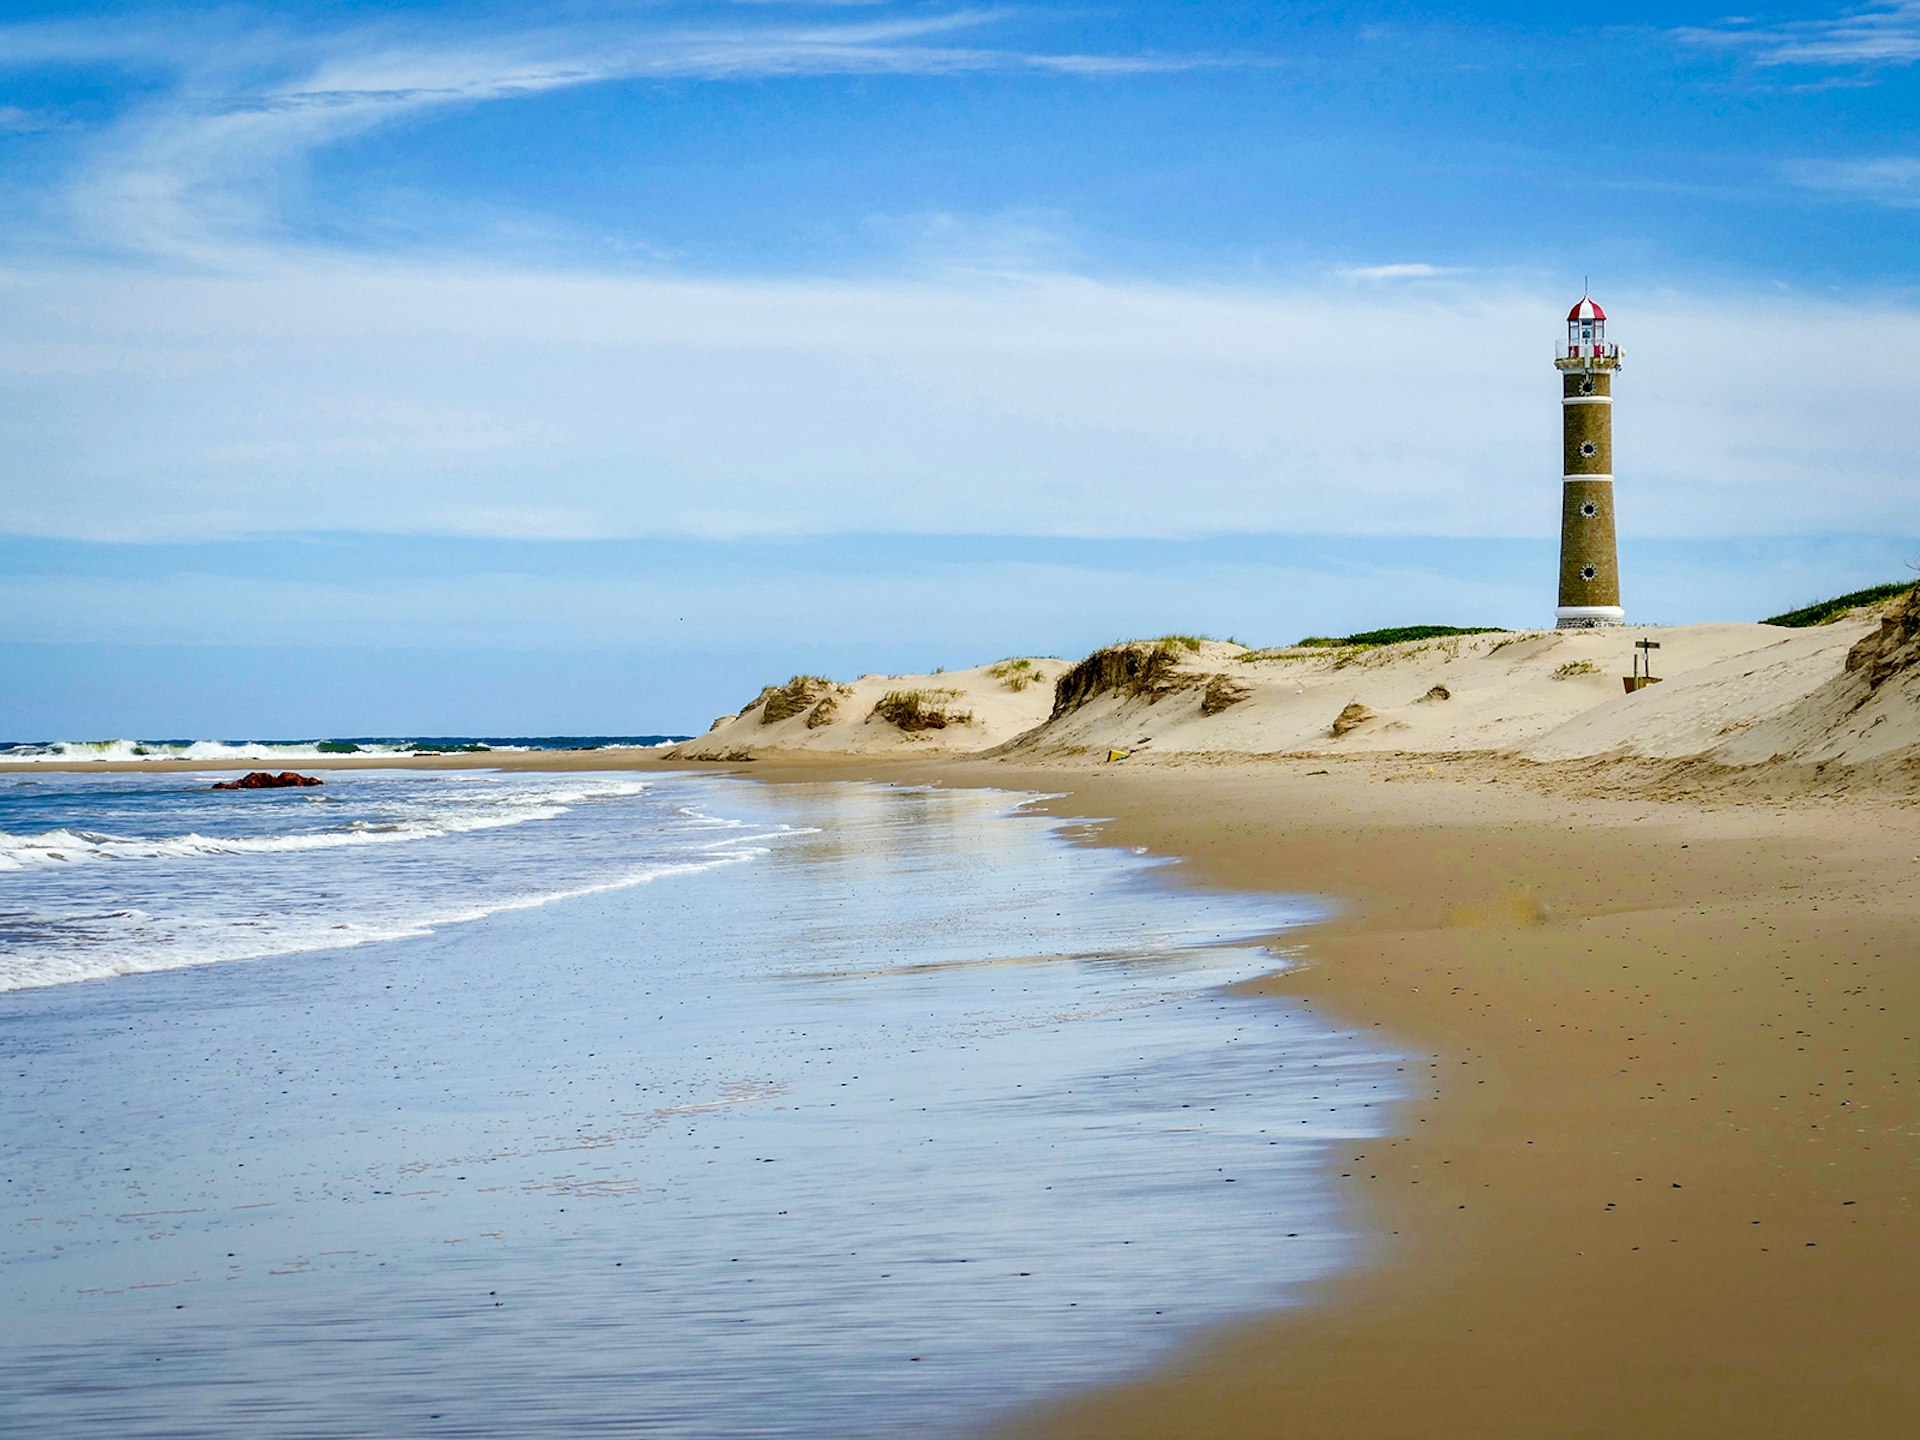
[1784,154,1920,204]
[0,261,1912,546]
[0,11,1910,559]
[1334,263,1470,281]
[1,8,1233,262]
[1675,3,1920,69]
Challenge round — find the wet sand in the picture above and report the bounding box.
[957,755,1920,1440]
[0,774,1397,1436]
[716,750,1920,1439]
[24,745,1920,1435]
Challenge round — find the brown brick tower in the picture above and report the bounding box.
[1554,295,1625,628]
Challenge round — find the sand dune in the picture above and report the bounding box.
[672,591,1919,782]
[671,657,1070,759]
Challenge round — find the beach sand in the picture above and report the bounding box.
[19,629,1920,1435]
[972,755,1920,1438]
[696,748,1920,1439]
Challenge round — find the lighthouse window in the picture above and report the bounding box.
[1581,565,1597,581]
[1579,440,1599,457]
[1581,501,1598,518]
[1579,378,1595,395]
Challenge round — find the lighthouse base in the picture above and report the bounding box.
[1556,606,1625,630]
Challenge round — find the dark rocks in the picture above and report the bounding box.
[212,771,323,790]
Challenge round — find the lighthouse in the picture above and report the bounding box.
[1554,295,1624,628]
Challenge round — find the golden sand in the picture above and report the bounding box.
[958,754,1920,1439]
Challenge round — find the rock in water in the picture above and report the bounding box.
[212,771,323,790]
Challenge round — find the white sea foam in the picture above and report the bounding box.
[0,818,525,869]
[0,848,765,992]
[0,771,773,992]
[0,777,657,872]
[0,739,481,764]
[0,737,683,764]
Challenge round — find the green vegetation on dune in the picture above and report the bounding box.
[1763,581,1916,628]
[869,689,972,731]
[1294,625,1506,649]
[1051,641,1189,718]
[987,658,1039,691]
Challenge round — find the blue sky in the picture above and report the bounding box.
[2,1,1916,736]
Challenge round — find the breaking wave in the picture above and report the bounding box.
[0,771,794,992]
[0,736,686,764]
[0,778,657,872]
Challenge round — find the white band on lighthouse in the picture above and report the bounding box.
[1555,605,1625,623]
[1560,396,1613,406]
[1563,474,1613,482]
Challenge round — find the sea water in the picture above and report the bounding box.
[0,770,1404,1438]
[0,736,686,766]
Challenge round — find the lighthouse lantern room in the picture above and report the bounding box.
[1553,295,1624,628]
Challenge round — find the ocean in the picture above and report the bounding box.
[0,735,688,766]
[0,765,1404,1438]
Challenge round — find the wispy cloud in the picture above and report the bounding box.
[0,104,66,133]
[1021,51,1249,76]
[1333,263,1470,282]
[1675,2,1920,69]
[2,7,1226,262]
[1784,154,1920,205]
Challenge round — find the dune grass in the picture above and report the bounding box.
[1051,641,1190,718]
[1763,581,1916,628]
[987,658,1040,692]
[869,689,972,731]
[1294,625,1506,649]
[754,675,835,725]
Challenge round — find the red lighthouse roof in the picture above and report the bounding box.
[1568,295,1606,323]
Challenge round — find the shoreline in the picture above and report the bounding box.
[1,769,1387,1436]
[21,747,1920,1434]
[727,750,1920,1438]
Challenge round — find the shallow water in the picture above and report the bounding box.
[0,775,1405,1438]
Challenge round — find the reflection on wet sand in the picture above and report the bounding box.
[0,778,1402,1439]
